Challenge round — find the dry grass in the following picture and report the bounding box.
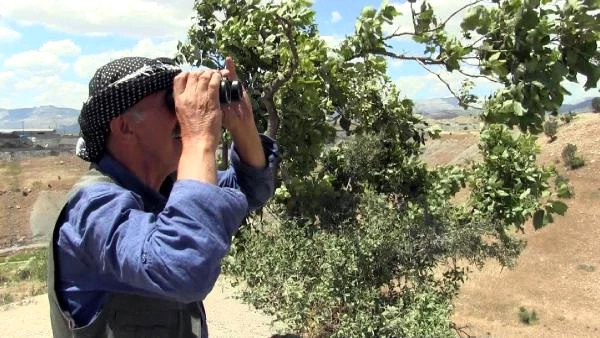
[0,248,47,306]
[439,113,600,337]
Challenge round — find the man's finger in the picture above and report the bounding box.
[220,69,231,78]
[173,72,189,95]
[197,70,215,92]
[225,57,237,79]
[208,71,222,102]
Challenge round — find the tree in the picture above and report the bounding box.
[179,0,597,336]
[562,143,586,169]
[593,97,600,113]
[543,118,558,142]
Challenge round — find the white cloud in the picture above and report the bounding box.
[5,75,87,109]
[14,74,59,90]
[0,71,15,88]
[395,67,501,100]
[0,25,21,42]
[331,11,342,23]
[31,78,88,108]
[321,35,345,49]
[4,50,69,75]
[40,40,81,57]
[74,38,179,78]
[562,74,599,104]
[0,0,195,39]
[388,58,404,68]
[396,68,596,104]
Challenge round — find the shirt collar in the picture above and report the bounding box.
[97,153,166,210]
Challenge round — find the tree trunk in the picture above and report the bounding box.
[264,97,280,140]
[263,96,281,186]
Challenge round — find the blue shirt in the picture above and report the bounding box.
[55,135,278,326]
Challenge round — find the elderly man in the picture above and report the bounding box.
[48,56,277,337]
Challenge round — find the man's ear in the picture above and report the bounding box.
[109,115,137,144]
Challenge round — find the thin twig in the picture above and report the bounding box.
[463,33,488,50]
[359,50,446,65]
[385,0,484,40]
[416,60,483,110]
[451,322,473,338]
[456,68,503,83]
[441,0,484,30]
[410,1,417,33]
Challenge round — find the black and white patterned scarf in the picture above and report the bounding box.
[77,57,181,162]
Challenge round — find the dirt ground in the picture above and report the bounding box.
[423,113,600,337]
[0,276,280,338]
[0,155,88,248]
[0,113,598,337]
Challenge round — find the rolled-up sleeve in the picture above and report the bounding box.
[60,180,248,304]
[217,134,279,211]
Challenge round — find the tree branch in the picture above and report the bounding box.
[456,67,503,84]
[441,0,483,29]
[451,322,473,338]
[385,0,484,41]
[416,60,483,110]
[264,16,299,99]
[359,50,446,65]
[262,14,300,139]
[410,1,417,34]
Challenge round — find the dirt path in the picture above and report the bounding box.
[0,276,279,338]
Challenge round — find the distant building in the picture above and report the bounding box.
[0,129,59,149]
[0,128,58,139]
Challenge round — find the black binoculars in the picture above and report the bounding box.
[219,78,243,104]
[166,77,243,111]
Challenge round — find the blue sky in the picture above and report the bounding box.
[0,0,594,110]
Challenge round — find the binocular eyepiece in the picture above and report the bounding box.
[219,78,243,104]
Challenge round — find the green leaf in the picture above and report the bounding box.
[361,6,377,18]
[533,209,545,229]
[489,52,501,62]
[381,5,399,21]
[513,101,524,116]
[550,200,568,216]
[461,8,481,31]
[497,190,509,197]
[519,188,531,199]
[521,10,540,29]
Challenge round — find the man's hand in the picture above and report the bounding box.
[173,70,223,147]
[174,70,223,184]
[219,57,267,169]
[219,57,254,131]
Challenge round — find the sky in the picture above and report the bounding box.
[0,0,595,110]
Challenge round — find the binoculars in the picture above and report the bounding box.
[166,77,243,111]
[219,78,243,104]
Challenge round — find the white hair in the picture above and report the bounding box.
[124,108,146,123]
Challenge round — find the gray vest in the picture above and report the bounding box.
[48,167,207,338]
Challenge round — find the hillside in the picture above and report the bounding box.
[0,96,595,136]
[413,96,596,119]
[0,106,79,134]
[423,113,600,337]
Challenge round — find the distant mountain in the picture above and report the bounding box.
[559,97,595,113]
[0,97,596,132]
[415,96,596,119]
[413,97,482,119]
[0,106,80,134]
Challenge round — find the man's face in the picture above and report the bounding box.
[129,89,182,174]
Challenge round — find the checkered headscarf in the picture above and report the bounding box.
[77,57,182,162]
